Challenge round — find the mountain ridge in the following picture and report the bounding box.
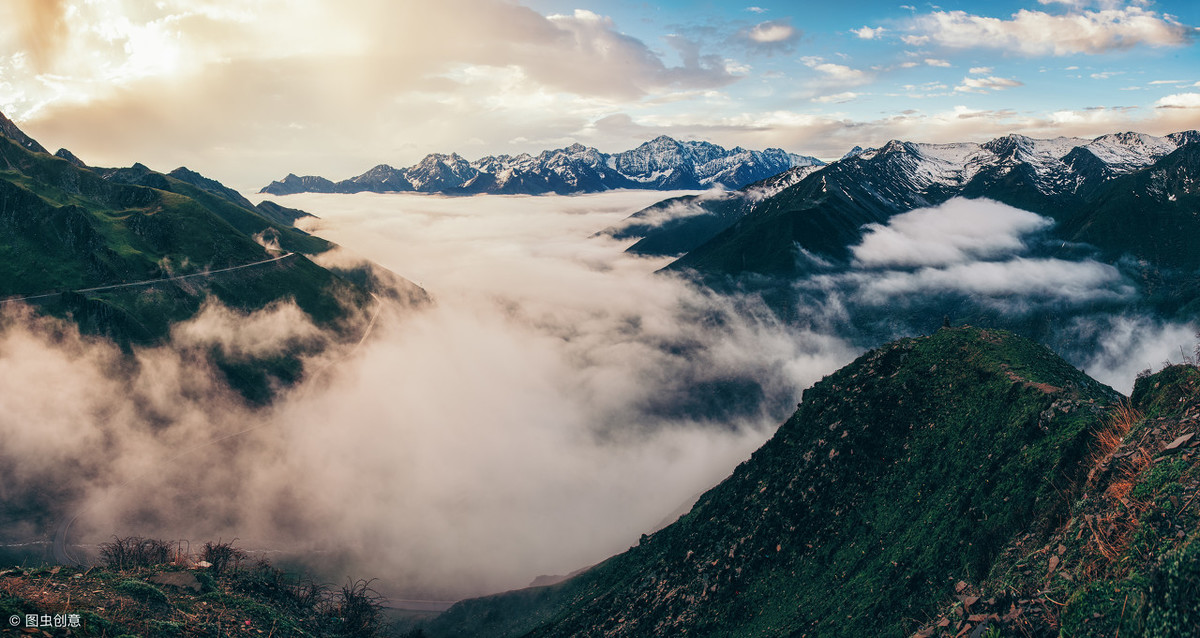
[259,135,824,196]
[425,327,1127,637]
[608,129,1199,265]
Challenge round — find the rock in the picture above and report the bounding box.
[1164,433,1195,452]
[955,580,969,593]
[150,571,202,593]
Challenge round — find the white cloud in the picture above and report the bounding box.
[1090,71,1124,79]
[746,6,767,13]
[1073,315,1200,394]
[901,34,931,45]
[852,198,1053,268]
[1148,79,1188,85]
[803,58,870,85]
[2,190,859,599]
[1156,93,1200,109]
[968,66,993,74]
[739,19,800,50]
[856,258,1130,306]
[811,91,860,103]
[852,26,885,39]
[925,58,951,67]
[910,7,1194,56]
[955,75,1024,93]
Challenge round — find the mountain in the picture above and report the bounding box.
[425,327,1140,637]
[258,136,824,196]
[651,130,1200,280]
[0,111,423,401]
[597,164,823,257]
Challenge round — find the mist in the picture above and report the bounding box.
[0,190,856,600]
[2,191,1192,602]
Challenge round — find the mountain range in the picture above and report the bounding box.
[611,130,1200,267]
[259,136,823,196]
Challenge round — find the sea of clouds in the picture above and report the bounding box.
[0,191,1194,602]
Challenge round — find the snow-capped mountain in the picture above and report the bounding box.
[607,129,1199,277]
[259,137,823,196]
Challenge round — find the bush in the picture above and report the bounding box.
[201,539,246,575]
[331,578,386,637]
[99,536,176,569]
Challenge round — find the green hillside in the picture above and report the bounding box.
[0,116,375,343]
[0,113,423,401]
[428,327,1133,637]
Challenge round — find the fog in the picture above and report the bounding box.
[0,190,856,600]
[793,197,1195,392]
[1,191,1194,602]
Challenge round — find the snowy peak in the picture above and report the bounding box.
[834,130,1199,197]
[261,137,824,195]
[1082,131,1183,173]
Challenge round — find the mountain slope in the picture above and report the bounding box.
[427,327,1120,637]
[259,137,823,196]
[0,111,425,399]
[664,130,1199,280]
[598,165,823,257]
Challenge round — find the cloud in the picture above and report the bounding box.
[746,6,767,13]
[803,57,871,85]
[968,66,993,74]
[1156,93,1200,109]
[0,191,857,599]
[8,1,740,189]
[1070,315,1200,394]
[852,26,885,39]
[925,58,951,67]
[855,258,1131,306]
[736,19,800,53]
[955,75,1024,93]
[909,7,1194,56]
[9,0,68,72]
[852,198,1053,268]
[811,92,861,104]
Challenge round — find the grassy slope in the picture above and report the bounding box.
[0,135,366,346]
[917,363,1200,637]
[429,328,1121,637]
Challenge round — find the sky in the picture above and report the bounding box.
[3,0,1200,189]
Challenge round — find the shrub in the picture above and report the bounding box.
[99,536,176,569]
[331,578,386,637]
[201,539,246,575]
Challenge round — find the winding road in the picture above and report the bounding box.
[2,251,296,305]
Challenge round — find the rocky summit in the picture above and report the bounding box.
[259,136,823,196]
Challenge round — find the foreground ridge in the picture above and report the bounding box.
[428,327,1140,637]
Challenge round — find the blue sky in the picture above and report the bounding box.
[2,0,1198,188]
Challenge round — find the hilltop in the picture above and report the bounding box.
[425,327,1200,637]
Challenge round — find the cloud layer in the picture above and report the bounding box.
[910,7,1194,56]
[0,191,856,600]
